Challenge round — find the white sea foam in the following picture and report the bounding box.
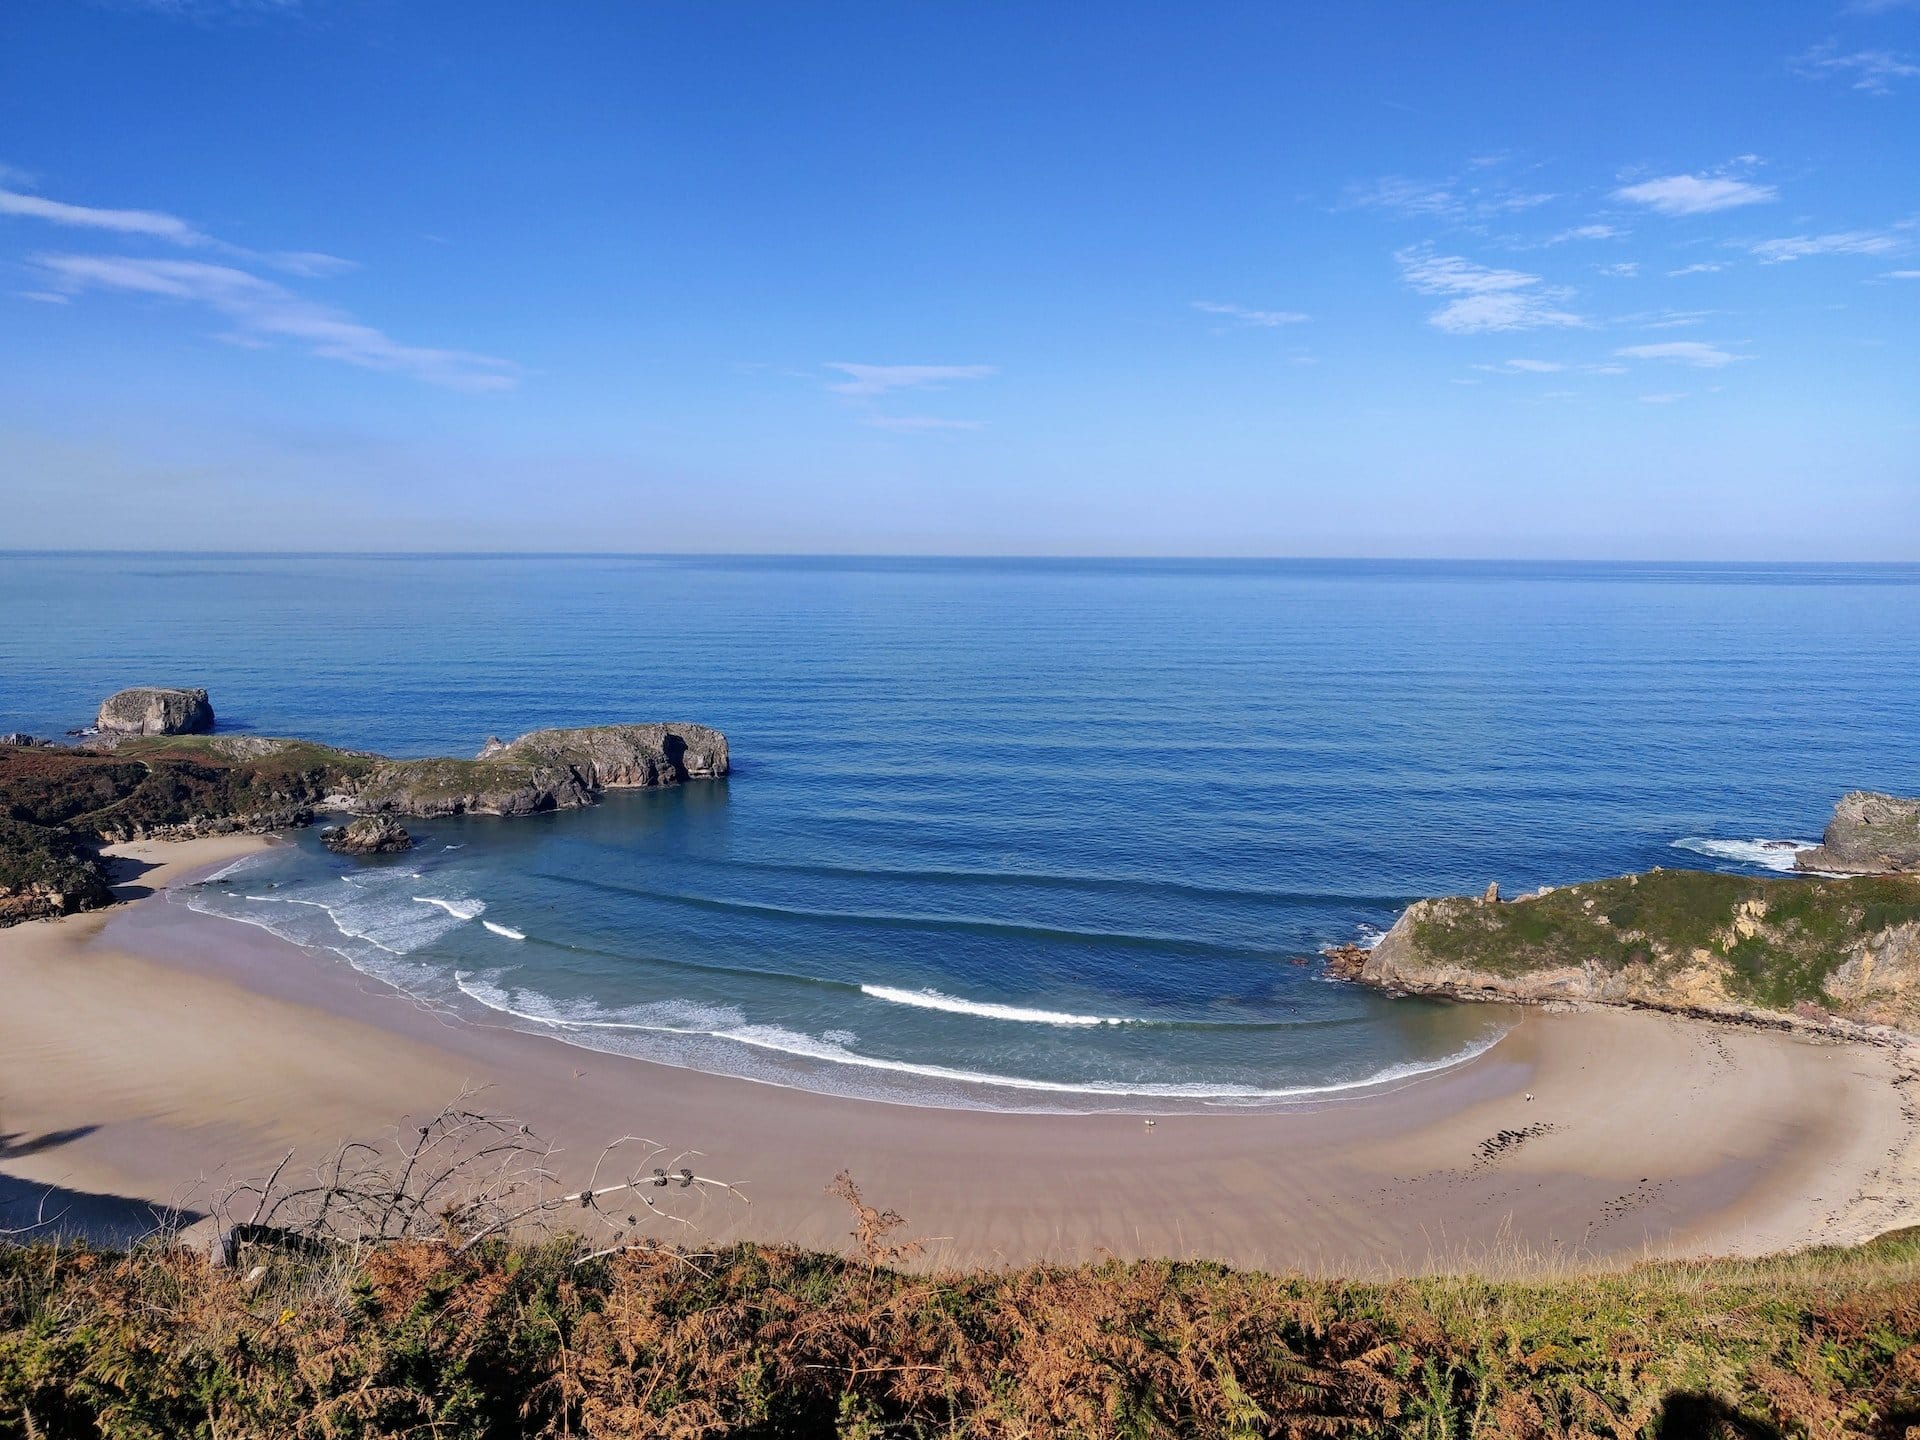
[412,895,486,920]
[1354,922,1388,951]
[454,975,741,1034]
[452,975,1508,1107]
[216,859,476,956]
[482,920,526,940]
[199,853,268,885]
[1670,837,1814,873]
[859,984,1134,1026]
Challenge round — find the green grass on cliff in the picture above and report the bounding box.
[1409,869,1920,1012]
[2,1228,1917,1438]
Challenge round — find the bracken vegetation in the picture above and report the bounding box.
[1407,868,1920,1013]
[3,1221,1918,1438]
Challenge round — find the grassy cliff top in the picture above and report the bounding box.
[3,1227,1916,1437]
[1405,868,1920,1013]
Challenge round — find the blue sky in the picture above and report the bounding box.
[2,1,1917,556]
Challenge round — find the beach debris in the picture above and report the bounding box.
[1473,1122,1556,1165]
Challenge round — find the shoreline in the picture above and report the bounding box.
[2,834,1916,1272]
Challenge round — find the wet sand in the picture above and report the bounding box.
[2,834,1914,1272]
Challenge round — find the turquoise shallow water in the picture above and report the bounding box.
[5,555,1919,1110]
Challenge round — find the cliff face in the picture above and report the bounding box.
[95,687,214,736]
[1360,869,1920,1031]
[1797,791,1920,875]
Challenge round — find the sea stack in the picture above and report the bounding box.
[95,686,215,736]
[321,815,415,855]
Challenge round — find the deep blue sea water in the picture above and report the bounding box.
[6,555,1919,1111]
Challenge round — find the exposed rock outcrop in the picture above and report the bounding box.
[1797,791,1920,875]
[95,687,215,736]
[0,718,728,924]
[347,723,729,817]
[1358,869,1920,1032]
[322,815,414,855]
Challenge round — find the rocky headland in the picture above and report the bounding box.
[0,690,729,925]
[1357,867,1920,1032]
[1796,790,1920,875]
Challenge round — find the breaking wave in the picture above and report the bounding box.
[413,895,486,920]
[1670,837,1814,874]
[452,975,1509,1111]
[859,984,1134,1026]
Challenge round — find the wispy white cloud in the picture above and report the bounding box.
[1888,269,1920,279]
[1615,340,1744,367]
[1191,300,1309,328]
[1640,392,1690,404]
[824,363,996,397]
[1598,262,1640,278]
[1476,358,1566,373]
[863,415,985,432]
[1668,262,1726,276]
[14,289,69,304]
[1395,247,1584,334]
[0,187,208,244]
[1548,224,1626,243]
[1617,307,1715,329]
[1747,229,1904,262]
[1613,174,1778,215]
[1792,43,1920,93]
[0,184,354,276]
[33,254,518,390]
[1343,173,1554,222]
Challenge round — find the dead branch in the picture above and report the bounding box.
[210,1094,744,1269]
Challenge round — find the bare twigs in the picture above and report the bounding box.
[209,1094,744,1268]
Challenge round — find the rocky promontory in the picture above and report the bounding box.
[0,710,729,926]
[1796,791,1920,876]
[321,815,414,855]
[348,723,729,817]
[95,687,214,737]
[1358,868,1920,1031]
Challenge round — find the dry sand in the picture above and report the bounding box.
[2,834,1915,1272]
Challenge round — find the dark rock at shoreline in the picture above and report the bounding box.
[322,815,414,855]
[1796,791,1920,875]
[0,717,729,926]
[0,733,44,747]
[95,687,215,737]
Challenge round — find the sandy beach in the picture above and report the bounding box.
[2,834,1914,1273]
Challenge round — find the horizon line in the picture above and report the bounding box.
[5,549,1919,566]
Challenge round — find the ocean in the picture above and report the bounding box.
[6,554,1919,1111]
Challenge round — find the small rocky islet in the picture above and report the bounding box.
[0,686,728,924]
